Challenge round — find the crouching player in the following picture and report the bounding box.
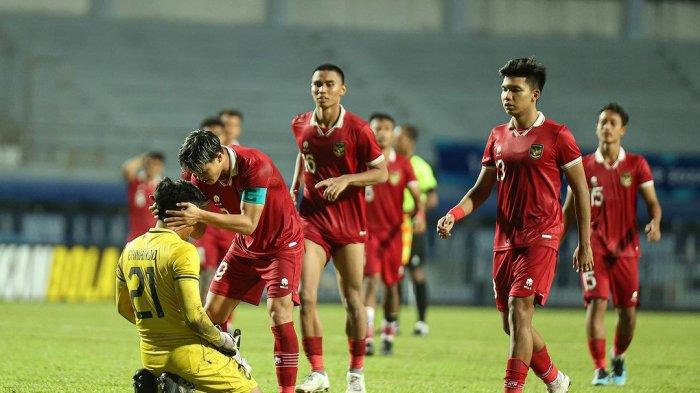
[116,177,260,393]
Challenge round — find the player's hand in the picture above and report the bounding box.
[413,212,426,235]
[315,176,350,202]
[164,202,202,232]
[573,243,594,273]
[148,195,158,219]
[645,220,661,242]
[218,331,238,355]
[436,214,455,239]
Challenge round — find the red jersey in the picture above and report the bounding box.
[291,106,384,241]
[482,112,582,251]
[126,175,159,241]
[365,150,417,232]
[184,145,303,259]
[583,147,654,257]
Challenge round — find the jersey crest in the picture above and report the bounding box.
[333,141,346,157]
[389,170,401,185]
[620,172,633,187]
[529,144,544,159]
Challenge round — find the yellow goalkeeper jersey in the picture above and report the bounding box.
[117,228,201,349]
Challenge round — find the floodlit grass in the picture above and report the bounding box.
[1,302,699,392]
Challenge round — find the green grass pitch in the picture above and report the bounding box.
[1,302,699,392]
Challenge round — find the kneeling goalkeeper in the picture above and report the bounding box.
[116,177,261,393]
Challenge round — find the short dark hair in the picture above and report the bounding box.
[199,116,224,129]
[153,177,208,221]
[499,57,547,92]
[314,63,345,83]
[218,109,244,121]
[178,130,223,174]
[145,151,165,162]
[368,112,395,126]
[598,102,629,126]
[399,124,419,141]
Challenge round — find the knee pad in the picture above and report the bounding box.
[132,368,157,393]
[158,372,195,393]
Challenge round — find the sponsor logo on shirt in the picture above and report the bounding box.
[389,171,401,185]
[302,140,309,152]
[590,176,598,186]
[529,144,544,159]
[620,172,633,187]
[524,277,533,290]
[213,195,221,204]
[333,141,346,157]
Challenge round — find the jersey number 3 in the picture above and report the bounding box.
[129,266,165,319]
[496,159,506,181]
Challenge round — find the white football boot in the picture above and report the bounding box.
[345,371,366,393]
[295,371,330,393]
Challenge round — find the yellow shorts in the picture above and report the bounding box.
[142,343,258,393]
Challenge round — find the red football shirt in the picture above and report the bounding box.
[126,175,158,241]
[366,150,417,232]
[291,106,384,242]
[481,112,582,251]
[583,147,653,257]
[184,145,304,259]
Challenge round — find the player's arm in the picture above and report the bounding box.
[165,189,266,236]
[564,163,593,272]
[437,167,497,238]
[172,249,239,353]
[639,183,662,242]
[115,257,136,324]
[425,189,439,211]
[407,180,427,234]
[122,154,144,182]
[315,159,388,202]
[561,186,576,241]
[290,153,304,203]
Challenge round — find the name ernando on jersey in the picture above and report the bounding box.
[128,249,158,261]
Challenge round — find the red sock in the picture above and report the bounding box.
[504,358,529,393]
[302,336,324,372]
[614,331,632,357]
[530,346,559,384]
[271,322,298,393]
[588,338,606,369]
[348,338,366,370]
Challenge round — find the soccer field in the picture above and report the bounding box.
[1,302,698,393]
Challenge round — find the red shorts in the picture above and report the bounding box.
[209,245,303,306]
[302,218,366,261]
[581,252,639,308]
[492,246,558,312]
[364,227,404,286]
[195,227,235,269]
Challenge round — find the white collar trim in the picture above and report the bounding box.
[219,146,237,185]
[388,148,396,163]
[595,146,626,169]
[310,105,346,137]
[509,112,545,137]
